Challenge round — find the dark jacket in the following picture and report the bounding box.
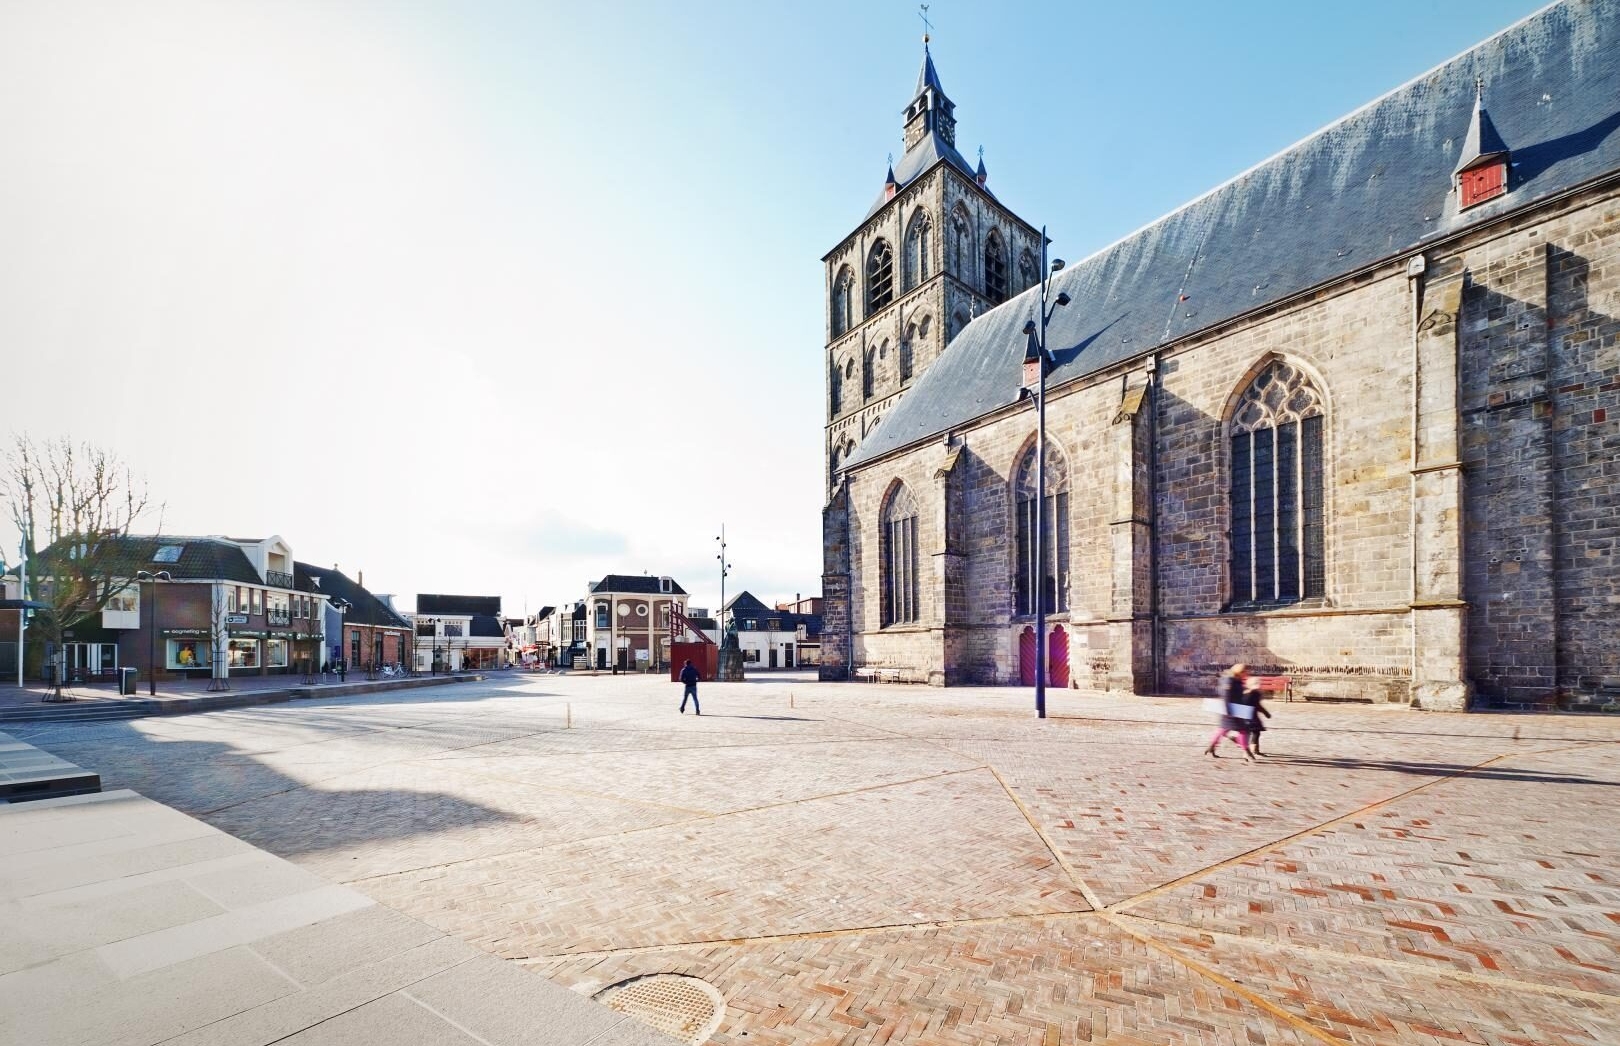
[680,663,699,685]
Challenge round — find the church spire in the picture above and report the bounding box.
[903,37,957,150]
[1454,76,1509,175]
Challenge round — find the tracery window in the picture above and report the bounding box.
[830,361,843,414]
[863,347,876,400]
[904,210,932,291]
[1014,441,1070,616]
[832,267,855,338]
[866,239,894,313]
[949,205,973,281]
[881,482,919,626]
[1018,249,1038,291]
[1229,360,1325,605]
[984,229,1008,304]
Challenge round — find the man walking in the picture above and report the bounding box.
[679,658,701,715]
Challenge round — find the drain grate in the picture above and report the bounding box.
[593,974,725,1045]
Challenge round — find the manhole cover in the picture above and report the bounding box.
[593,974,725,1045]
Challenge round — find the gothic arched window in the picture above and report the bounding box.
[1018,249,1038,291]
[1229,359,1326,605]
[881,482,919,626]
[984,229,1008,304]
[903,210,932,291]
[1014,441,1070,616]
[830,360,843,414]
[832,266,855,338]
[901,321,917,381]
[863,347,876,400]
[866,240,894,314]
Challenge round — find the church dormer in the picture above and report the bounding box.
[903,44,956,150]
[1456,79,1509,210]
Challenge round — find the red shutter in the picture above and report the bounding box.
[1460,162,1506,208]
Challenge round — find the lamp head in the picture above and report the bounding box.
[1050,259,1065,273]
[1055,292,1072,307]
[1021,319,1037,337]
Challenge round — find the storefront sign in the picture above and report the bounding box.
[162,628,211,637]
[225,614,249,625]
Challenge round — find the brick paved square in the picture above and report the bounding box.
[17,674,1620,1045]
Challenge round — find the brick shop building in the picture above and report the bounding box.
[822,1,1620,709]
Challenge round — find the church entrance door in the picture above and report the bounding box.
[1018,627,1036,686]
[1048,626,1069,689]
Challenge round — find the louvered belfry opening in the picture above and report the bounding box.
[1229,361,1325,606]
[867,239,894,313]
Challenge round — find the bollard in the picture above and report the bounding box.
[789,692,795,709]
[567,703,572,729]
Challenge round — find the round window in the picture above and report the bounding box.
[636,604,648,617]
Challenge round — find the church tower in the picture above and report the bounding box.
[822,37,1043,489]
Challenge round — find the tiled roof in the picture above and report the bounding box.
[846,0,1620,470]
[294,562,410,630]
[38,534,263,585]
[416,593,503,617]
[587,574,688,596]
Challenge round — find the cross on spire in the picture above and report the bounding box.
[919,4,932,44]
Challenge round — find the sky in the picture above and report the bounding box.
[0,0,1552,617]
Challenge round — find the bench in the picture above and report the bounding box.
[1252,675,1293,702]
[854,666,903,684]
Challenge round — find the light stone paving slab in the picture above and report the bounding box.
[0,790,680,1046]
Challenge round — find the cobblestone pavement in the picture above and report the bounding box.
[16,674,1620,1045]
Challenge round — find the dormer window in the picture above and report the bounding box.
[1459,161,1506,209]
[1455,82,1509,212]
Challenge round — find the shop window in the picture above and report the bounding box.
[266,639,289,668]
[169,639,208,669]
[228,639,260,668]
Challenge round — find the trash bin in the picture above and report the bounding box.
[119,667,139,695]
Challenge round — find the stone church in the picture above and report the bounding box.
[820,0,1620,710]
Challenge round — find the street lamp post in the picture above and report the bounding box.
[331,598,350,681]
[134,570,173,697]
[715,525,730,644]
[1020,225,1071,720]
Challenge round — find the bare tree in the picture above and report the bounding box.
[2,435,152,700]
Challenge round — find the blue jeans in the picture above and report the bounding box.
[681,682,700,713]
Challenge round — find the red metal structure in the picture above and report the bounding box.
[669,608,718,682]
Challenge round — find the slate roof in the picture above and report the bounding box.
[846,0,1620,470]
[723,591,771,615]
[587,574,688,596]
[416,593,502,617]
[37,534,264,585]
[294,562,409,629]
[470,614,505,638]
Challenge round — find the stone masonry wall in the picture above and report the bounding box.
[827,181,1619,702]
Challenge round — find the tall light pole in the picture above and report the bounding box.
[331,598,350,681]
[1020,225,1071,719]
[715,525,730,642]
[133,570,172,696]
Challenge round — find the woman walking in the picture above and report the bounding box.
[1206,663,1257,761]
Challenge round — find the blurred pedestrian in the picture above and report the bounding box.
[679,659,701,715]
[1205,662,1256,761]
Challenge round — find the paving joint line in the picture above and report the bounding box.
[1110,750,1518,914]
[1112,912,1620,1005]
[344,766,987,885]
[1097,912,1354,1046]
[513,909,1101,963]
[984,765,1104,911]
